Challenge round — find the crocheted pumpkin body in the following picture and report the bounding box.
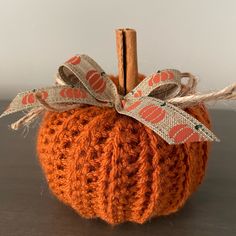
[37,103,211,224]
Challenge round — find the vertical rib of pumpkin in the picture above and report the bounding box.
[127,123,153,223]
[57,108,99,206]
[96,137,112,222]
[150,143,188,216]
[166,144,192,214]
[171,144,192,211]
[86,109,118,218]
[138,127,160,222]
[105,117,129,224]
[37,111,75,205]
[200,142,211,183]
[187,142,202,194]
[69,123,95,217]
[95,111,119,223]
[120,121,143,222]
[112,118,140,222]
[57,107,96,217]
[67,108,111,217]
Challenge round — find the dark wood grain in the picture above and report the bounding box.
[0,100,235,236]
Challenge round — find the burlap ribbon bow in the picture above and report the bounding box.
[1,54,236,144]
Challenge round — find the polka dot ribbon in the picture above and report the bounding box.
[0,54,219,144]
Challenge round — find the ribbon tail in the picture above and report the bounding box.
[0,84,112,129]
[0,95,41,119]
[116,96,219,145]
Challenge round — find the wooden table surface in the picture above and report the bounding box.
[0,100,235,236]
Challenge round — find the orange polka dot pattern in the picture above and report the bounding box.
[37,75,212,225]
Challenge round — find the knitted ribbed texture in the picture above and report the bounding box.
[37,75,211,225]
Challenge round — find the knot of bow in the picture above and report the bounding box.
[0,54,219,144]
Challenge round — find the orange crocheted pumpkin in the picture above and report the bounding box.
[37,73,211,224]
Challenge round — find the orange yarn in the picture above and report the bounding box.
[37,75,211,224]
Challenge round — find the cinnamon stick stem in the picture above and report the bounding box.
[115,28,138,95]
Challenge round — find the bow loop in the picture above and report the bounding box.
[59,54,119,104]
[125,69,182,101]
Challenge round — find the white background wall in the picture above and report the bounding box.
[0,0,236,109]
